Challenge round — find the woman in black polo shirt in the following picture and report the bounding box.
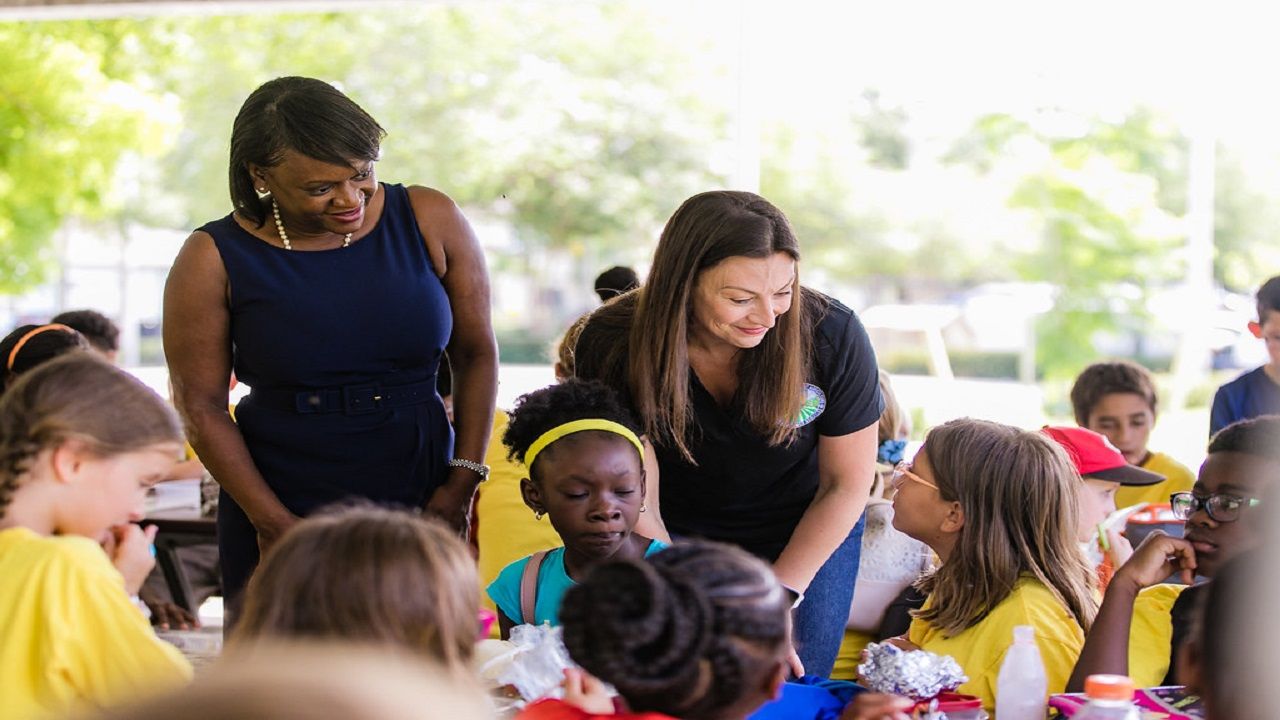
[574,190,882,677]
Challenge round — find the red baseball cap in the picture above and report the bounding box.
[1040,426,1165,486]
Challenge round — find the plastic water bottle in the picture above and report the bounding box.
[994,625,1047,720]
[1074,675,1141,719]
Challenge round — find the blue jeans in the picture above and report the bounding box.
[791,513,865,678]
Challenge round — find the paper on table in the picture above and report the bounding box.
[145,478,202,513]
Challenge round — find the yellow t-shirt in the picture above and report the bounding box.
[907,578,1085,712]
[476,410,562,637]
[832,628,876,680]
[1117,452,1196,508]
[0,527,192,719]
[1127,583,1186,688]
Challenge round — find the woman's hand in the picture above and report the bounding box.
[424,469,479,538]
[253,511,299,558]
[560,668,614,714]
[107,524,158,595]
[1112,530,1196,592]
[840,693,914,720]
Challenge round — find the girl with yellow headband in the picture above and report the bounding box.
[487,379,668,638]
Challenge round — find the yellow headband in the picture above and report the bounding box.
[7,323,75,371]
[524,419,644,470]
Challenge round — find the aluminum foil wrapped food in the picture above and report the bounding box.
[856,642,967,700]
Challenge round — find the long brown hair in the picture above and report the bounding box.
[233,505,479,676]
[590,191,821,462]
[0,354,183,517]
[914,418,1097,636]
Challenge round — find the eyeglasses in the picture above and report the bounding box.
[891,461,938,491]
[1169,491,1262,523]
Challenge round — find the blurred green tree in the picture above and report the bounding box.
[0,24,174,292]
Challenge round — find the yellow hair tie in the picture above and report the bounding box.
[524,418,644,470]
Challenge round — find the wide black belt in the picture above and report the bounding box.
[250,378,437,416]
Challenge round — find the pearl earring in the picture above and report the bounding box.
[534,511,545,521]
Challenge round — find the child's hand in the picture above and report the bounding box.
[1105,528,1134,568]
[139,587,201,631]
[882,636,921,653]
[109,523,158,595]
[1112,530,1196,592]
[560,668,614,715]
[786,646,806,678]
[840,693,914,720]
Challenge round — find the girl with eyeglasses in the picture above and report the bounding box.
[878,418,1097,713]
[1067,414,1280,692]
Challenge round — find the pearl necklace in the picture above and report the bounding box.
[272,199,351,250]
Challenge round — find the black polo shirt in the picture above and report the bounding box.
[578,293,883,561]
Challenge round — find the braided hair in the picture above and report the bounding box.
[560,541,791,719]
[0,354,183,517]
[0,324,88,392]
[502,378,640,483]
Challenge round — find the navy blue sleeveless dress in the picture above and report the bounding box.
[200,183,453,606]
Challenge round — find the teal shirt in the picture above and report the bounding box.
[487,540,669,627]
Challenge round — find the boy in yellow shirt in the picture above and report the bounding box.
[1070,360,1195,508]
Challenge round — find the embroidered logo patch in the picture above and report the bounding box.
[794,383,826,428]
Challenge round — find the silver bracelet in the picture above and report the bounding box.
[448,458,490,482]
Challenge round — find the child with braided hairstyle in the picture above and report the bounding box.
[519,540,913,720]
[0,354,192,718]
[488,379,667,638]
[0,322,88,392]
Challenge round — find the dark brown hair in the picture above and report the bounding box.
[1069,360,1159,425]
[233,505,478,675]
[0,354,183,517]
[229,77,386,227]
[1257,275,1280,322]
[914,418,1097,636]
[579,191,822,462]
[50,309,120,354]
[560,541,790,719]
[0,324,88,392]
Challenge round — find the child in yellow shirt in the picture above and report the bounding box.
[887,418,1097,712]
[1070,360,1195,508]
[0,355,192,719]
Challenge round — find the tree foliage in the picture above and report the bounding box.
[0,23,174,292]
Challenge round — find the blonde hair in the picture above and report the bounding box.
[876,370,906,445]
[86,641,493,720]
[0,354,183,517]
[870,370,907,497]
[233,505,480,675]
[914,418,1097,636]
[553,311,593,381]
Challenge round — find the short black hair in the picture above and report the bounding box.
[502,378,639,481]
[229,77,386,227]
[1069,360,1159,425]
[560,541,790,718]
[593,265,640,302]
[51,309,119,354]
[1208,415,1280,461]
[1258,276,1280,323]
[0,324,88,392]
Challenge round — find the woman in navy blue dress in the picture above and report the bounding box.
[163,77,497,616]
